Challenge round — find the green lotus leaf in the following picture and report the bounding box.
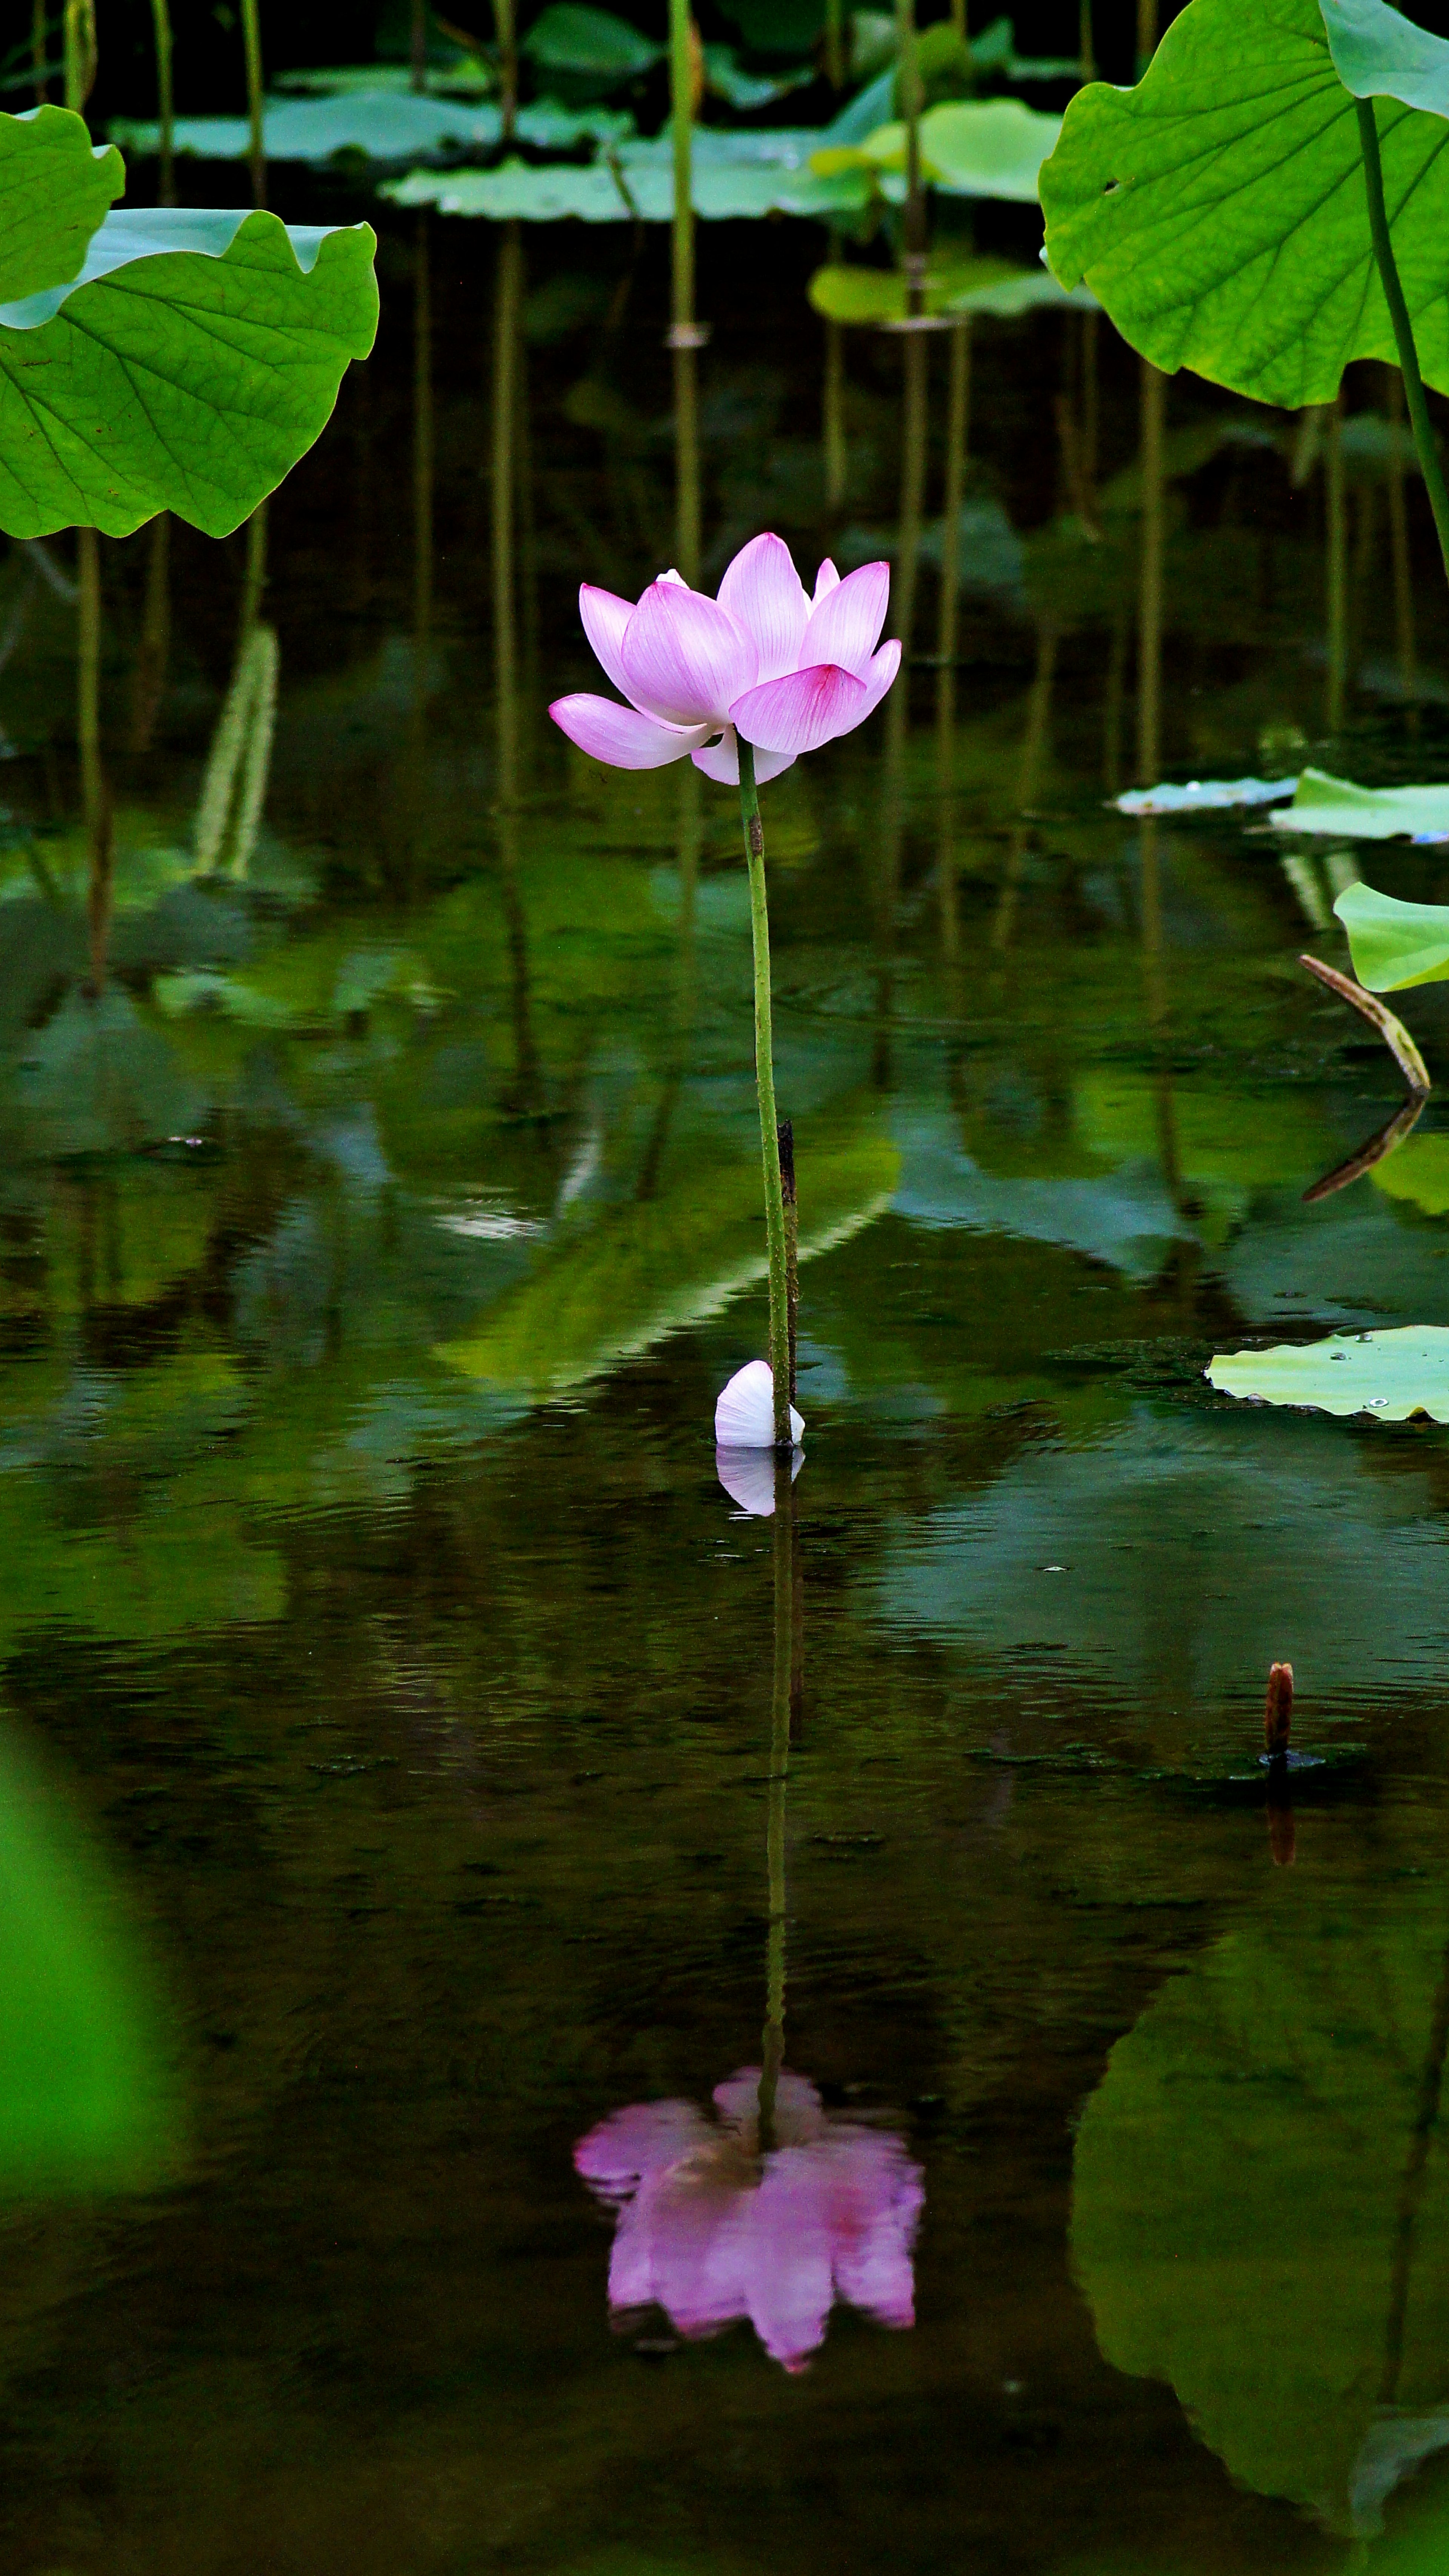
[1040,0,1449,407]
[0,205,378,539]
[1320,0,1449,112]
[817,98,1062,201]
[389,143,869,223]
[520,4,662,81]
[1268,770,1449,851]
[1072,1884,1449,2536]
[808,253,1083,323]
[1208,1325,1449,1419]
[109,94,627,164]
[1332,878,1449,990]
[0,105,122,306]
[387,157,635,221]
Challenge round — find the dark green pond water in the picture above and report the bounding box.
[7,211,1449,2573]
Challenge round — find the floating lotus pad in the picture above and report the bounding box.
[809,254,1089,323]
[1272,769,1449,843]
[1115,776,1295,815]
[1072,1881,1449,2538]
[814,97,1063,201]
[0,197,377,539]
[1042,0,1449,407]
[1208,1326,1449,1420]
[110,95,631,164]
[388,148,872,223]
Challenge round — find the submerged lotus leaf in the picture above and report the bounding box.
[1272,771,1449,847]
[1208,1326,1449,1419]
[0,1727,179,2193]
[0,206,378,539]
[0,105,122,306]
[1335,880,1449,991]
[1040,0,1449,407]
[1072,1883,1449,2536]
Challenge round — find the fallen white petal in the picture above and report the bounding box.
[714,1359,805,1449]
[716,1445,805,1517]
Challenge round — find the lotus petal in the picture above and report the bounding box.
[855,636,902,723]
[549,693,708,769]
[718,532,809,683]
[731,662,869,758]
[620,579,757,725]
[715,1447,804,1516]
[578,583,636,699]
[801,559,890,675]
[714,1359,805,1451]
[691,727,797,788]
[811,556,841,608]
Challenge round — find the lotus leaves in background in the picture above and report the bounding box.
[1272,772,1449,845]
[1208,1325,1449,1419]
[814,96,1062,202]
[388,134,873,224]
[1072,1883,1449,2537]
[110,95,631,166]
[521,3,662,87]
[809,251,1088,324]
[1041,0,1449,406]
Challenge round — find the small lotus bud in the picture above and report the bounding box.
[1264,1660,1294,1758]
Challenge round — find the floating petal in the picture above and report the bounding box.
[714,1358,805,1449]
[620,579,757,726]
[549,694,708,769]
[718,532,809,683]
[716,1446,804,1516]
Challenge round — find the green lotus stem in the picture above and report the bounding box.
[738,739,792,1449]
[757,1468,793,2152]
[150,0,175,203]
[1079,0,1095,81]
[1137,357,1164,784]
[411,0,427,92]
[778,1117,798,1405]
[825,0,844,89]
[937,317,971,676]
[241,0,265,207]
[414,212,434,660]
[896,0,926,312]
[1385,367,1417,698]
[63,0,95,112]
[129,512,170,752]
[32,0,47,105]
[76,527,101,844]
[494,0,517,146]
[492,222,522,809]
[669,0,700,584]
[1325,389,1347,732]
[1356,98,1449,593]
[1135,0,1157,78]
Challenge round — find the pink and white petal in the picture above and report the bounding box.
[620,581,757,725]
[730,662,868,759]
[550,693,708,770]
[578,584,636,699]
[811,557,841,608]
[691,728,796,788]
[801,559,890,676]
[854,636,901,724]
[649,2163,752,2343]
[718,533,809,684]
[746,2149,835,2371]
[823,2132,924,2328]
[574,2098,711,2195]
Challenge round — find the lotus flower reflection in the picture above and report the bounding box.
[575,2067,923,2372]
[549,533,900,783]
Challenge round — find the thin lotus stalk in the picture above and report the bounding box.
[240,503,267,641]
[1135,0,1157,78]
[1137,357,1164,785]
[891,333,929,712]
[1080,307,1099,502]
[492,223,522,810]
[777,1117,798,1406]
[1079,0,1095,81]
[411,0,428,92]
[992,621,1058,950]
[1357,98,1449,589]
[825,0,845,88]
[32,0,47,104]
[937,318,971,678]
[76,524,102,851]
[897,0,927,317]
[758,1467,793,2153]
[1299,952,1431,1097]
[129,512,171,753]
[1325,389,1347,733]
[668,0,701,586]
[414,213,435,667]
[63,0,96,112]
[241,0,265,209]
[1385,365,1417,701]
[150,0,175,203]
[738,741,792,1449]
[823,321,848,510]
[228,628,278,878]
[494,0,517,149]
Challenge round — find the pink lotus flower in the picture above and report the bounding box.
[549,533,901,784]
[574,2066,924,2372]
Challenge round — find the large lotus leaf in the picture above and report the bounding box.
[441,1113,898,1394]
[1072,1884,1449,2536]
[0,206,377,539]
[1040,0,1449,407]
[1208,1325,1449,1419]
[1334,880,1449,990]
[109,94,627,164]
[520,4,662,80]
[0,105,122,306]
[0,1725,179,2193]
[1320,0,1449,112]
[1271,770,1449,848]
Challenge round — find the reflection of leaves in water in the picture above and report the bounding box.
[1072,1885,1449,2536]
[17,988,206,1158]
[0,1727,180,2193]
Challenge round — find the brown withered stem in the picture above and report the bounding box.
[1303,1091,1426,1203]
[1299,953,1431,1097]
[1264,1660,1294,1760]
